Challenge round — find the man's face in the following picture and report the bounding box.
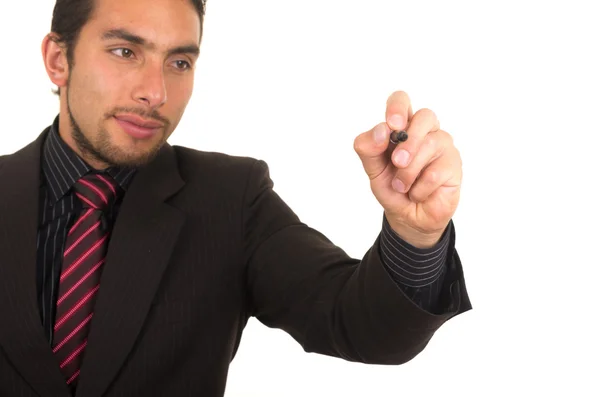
[62,0,201,168]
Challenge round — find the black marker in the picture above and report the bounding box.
[390,130,408,144]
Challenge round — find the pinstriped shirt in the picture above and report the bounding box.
[36,116,450,345]
[380,215,450,310]
[36,116,135,344]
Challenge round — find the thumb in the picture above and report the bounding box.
[353,122,393,180]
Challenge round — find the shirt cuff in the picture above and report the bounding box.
[379,215,451,289]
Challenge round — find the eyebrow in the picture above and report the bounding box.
[102,28,200,57]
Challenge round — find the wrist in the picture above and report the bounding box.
[386,218,445,249]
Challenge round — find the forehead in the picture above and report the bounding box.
[86,0,201,45]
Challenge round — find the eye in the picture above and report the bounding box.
[173,60,192,70]
[111,48,135,58]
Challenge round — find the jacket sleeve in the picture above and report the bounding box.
[243,159,472,365]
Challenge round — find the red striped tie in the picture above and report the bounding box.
[52,172,119,392]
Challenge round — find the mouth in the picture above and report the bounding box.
[113,114,164,139]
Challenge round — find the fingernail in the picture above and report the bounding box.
[392,178,406,193]
[393,149,410,167]
[373,123,388,145]
[389,114,404,129]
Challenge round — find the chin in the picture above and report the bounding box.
[106,147,162,168]
[108,133,165,165]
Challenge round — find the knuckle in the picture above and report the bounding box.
[415,107,436,121]
[353,135,365,154]
[452,147,462,165]
[423,134,437,148]
[438,129,453,143]
[421,169,439,185]
[396,168,418,188]
[409,188,427,203]
[445,147,462,170]
[431,130,455,154]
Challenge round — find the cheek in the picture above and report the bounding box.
[168,77,193,104]
[92,61,127,99]
[166,76,194,114]
[71,60,119,112]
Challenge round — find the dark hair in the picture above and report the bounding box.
[50,0,206,95]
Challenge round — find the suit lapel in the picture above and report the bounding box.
[0,128,72,397]
[75,143,185,397]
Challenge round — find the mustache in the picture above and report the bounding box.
[105,107,170,127]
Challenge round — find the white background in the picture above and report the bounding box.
[1,0,599,396]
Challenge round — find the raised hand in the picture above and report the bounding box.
[353,91,462,248]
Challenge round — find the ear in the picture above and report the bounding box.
[41,33,69,91]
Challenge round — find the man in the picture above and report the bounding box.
[0,0,471,396]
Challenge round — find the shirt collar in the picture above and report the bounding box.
[42,115,137,204]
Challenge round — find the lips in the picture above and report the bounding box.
[113,114,164,139]
[114,114,164,128]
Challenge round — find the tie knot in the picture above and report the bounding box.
[73,173,120,211]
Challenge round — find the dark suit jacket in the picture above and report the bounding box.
[0,127,471,397]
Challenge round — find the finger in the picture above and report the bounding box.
[353,122,393,180]
[385,91,414,131]
[391,108,441,169]
[408,145,462,204]
[391,129,451,194]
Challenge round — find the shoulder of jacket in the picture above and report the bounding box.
[171,145,266,175]
[169,145,272,195]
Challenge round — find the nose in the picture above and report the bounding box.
[132,63,168,109]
